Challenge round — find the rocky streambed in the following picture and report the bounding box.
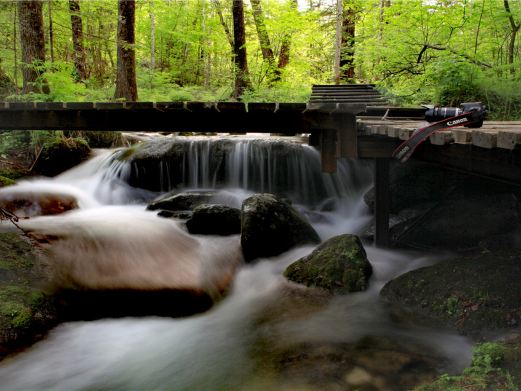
[1,138,521,390]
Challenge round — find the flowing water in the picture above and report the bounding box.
[0,137,472,391]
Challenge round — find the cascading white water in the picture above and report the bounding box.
[0,136,473,391]
[117,135,373,207]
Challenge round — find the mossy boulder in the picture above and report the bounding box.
[284,234,373,294]
[380,252,521,337]
[0,232,57,358]
[33,137,91,177]
[240,193,320,262]
[186,204,241,236]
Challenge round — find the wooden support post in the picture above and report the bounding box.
[334,112,358,158]
[320,129,337,173]
[374,158,390,247]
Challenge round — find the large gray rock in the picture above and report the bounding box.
[380,251,521,337]
[241,194,320,262]
[186,204,241,236]
[284,234,372,294]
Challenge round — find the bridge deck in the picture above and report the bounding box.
[358,118,521,150]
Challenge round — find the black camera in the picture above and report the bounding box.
[424,102,486,128]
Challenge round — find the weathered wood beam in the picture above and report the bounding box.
[374,158,391,247]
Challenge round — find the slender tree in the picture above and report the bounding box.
[333,0,342,84]
[47,0,54,63]
[18,0,49,94]
[277,0,298,71]
[69,0,88,81]
[340,3,356,81]
[504,0,520,75]
[250,0,278,82]
[213,0,234,50]
[114,0,137,101]
[232,0,251,98]
[149,0,155,71]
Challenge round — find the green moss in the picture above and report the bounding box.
[0,175,15,186]
[0,285,35,330]
[414,343,517,391]
[284,234,372,294]
[0,233,35,270]
[116,144,141,161]
[0,301,32,328]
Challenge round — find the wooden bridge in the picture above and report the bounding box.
[2,84,521,247]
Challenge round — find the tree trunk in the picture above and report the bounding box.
[277,0,298,71]
[250,0,278,82]
[340,4,356,82]
[333,0,342,84]
[13,3,18,88]
[114,0,137,101]
[232,0,251,98]
[48,0,54,63]
[69,0,88,81]
[504,0,520,75]
[18,0,49,94]
[213,0,233,50]
[149,0,155,71]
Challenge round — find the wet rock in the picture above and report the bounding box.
[380,251,521,337]
[0,192,78,217]
[64,131,124,148]
[259,336,440,391]
[240,193,320,262]
[284,234,373,294]
[157,210,192,219]
[33,137,91,177]
[186,204,241,236]
[0,233,57,359]
[123,138,232,192]
[147,191,216,212]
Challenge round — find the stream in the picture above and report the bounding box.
[0,137,472,391]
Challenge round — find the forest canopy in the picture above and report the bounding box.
[0,0,520,119]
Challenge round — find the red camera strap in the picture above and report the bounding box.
[392,110,482,163]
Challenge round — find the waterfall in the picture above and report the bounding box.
[112,136,373,207]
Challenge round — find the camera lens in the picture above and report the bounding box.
[425,107,462,122]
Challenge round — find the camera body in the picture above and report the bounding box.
[424,102,486,128]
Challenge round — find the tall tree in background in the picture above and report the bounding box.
[340,3,356,82]
[504,0,520,75]
[250,0,279,82]
[333,0,342,84]
[114,0,137,101]
[69,0,88,81]
[18,0,49,94]
[232,0,251,98]
[277,0,298,71]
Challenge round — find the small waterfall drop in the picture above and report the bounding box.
[114,136,373,207]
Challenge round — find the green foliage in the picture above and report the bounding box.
[414,342,517,391]
[0,0,519,118]
[241,84,311,103]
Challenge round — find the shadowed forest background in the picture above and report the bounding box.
[0,0,520,118]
